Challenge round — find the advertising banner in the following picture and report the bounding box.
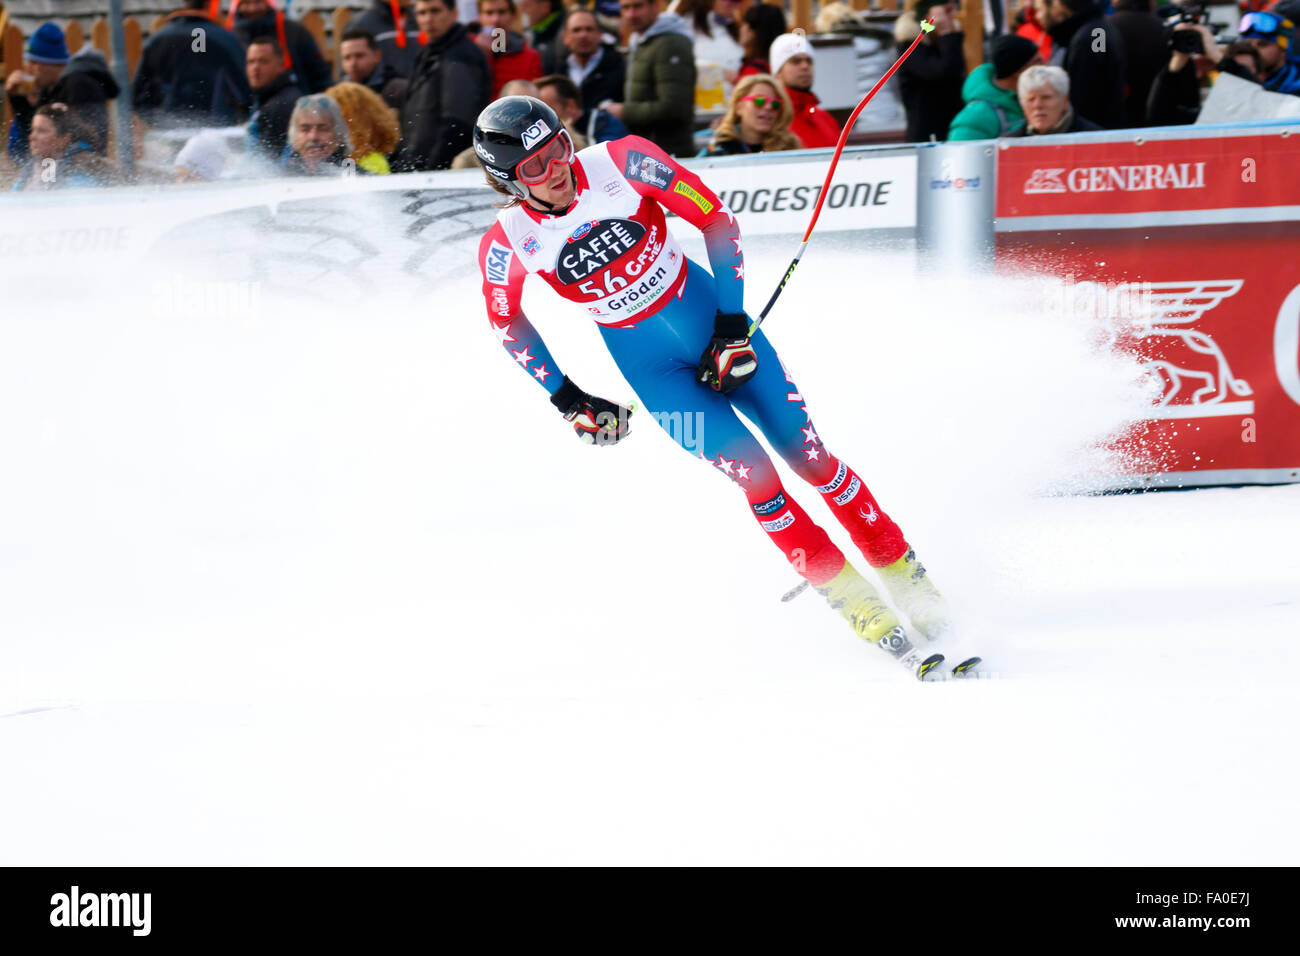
[917,141,995,264]
[995,129,1300,486]
[996,130,1296,219]
[692,153,917,235]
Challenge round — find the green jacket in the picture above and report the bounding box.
[622,15,697,157]
[947,63,1026,141]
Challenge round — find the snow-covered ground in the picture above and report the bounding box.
[2,183,1297,866]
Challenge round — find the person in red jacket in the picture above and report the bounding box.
[769,33,841,149]
[1015,0,1055,64]
[473,0,544,98]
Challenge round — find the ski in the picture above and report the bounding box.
[880,626,946,681]
[780,579,810,602]
[781,577,979,681]
[915,652,947,681]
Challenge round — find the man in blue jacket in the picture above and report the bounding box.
[1239,10,1300,95]
[132,2,250,128]
[228,0,334,94]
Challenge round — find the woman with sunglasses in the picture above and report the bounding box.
[700,74,802,156]
[470,96,974,680]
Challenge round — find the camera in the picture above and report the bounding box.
[1160,2,1210,27]
[1161,2,1214,54]
[1170,28,1205,53]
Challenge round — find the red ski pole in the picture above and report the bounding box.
[751,18,936,332]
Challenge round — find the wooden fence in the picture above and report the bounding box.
[0,7,355,89]
[1,5,351,158]
[1,1,996,86]
[1,1,995,161]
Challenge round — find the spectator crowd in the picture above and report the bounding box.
[6,0,1300,191]
[908,0,1300,143]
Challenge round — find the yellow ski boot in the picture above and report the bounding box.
[877,548,952,643]
[815,562,945,680]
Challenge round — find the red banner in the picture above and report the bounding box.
[996,132,1299,218]
[996,133,1300,484]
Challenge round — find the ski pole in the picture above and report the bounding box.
[751,18,936,332]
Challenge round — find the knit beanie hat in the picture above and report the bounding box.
[25,22,71,65]
[769,33,814,77]
[992,35,1039,79]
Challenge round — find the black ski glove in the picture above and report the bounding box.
[550,376,633,445]
[697,310,758,394]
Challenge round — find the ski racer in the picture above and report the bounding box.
[472,96,974,679]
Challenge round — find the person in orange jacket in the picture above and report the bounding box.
[769,32,841,149]
[473,0,544,99]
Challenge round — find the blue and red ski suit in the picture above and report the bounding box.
[477,135,909,586]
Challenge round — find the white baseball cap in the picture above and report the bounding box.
[769,33,814,77]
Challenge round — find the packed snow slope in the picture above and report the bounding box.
[1,179,1297,865]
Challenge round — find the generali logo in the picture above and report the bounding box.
[1024,162,1207,195]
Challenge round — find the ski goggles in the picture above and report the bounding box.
[739,94,781,111]
[515,129,575,185]
[1239,11,1289,39]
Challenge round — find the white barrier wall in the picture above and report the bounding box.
[5,122,1296,488]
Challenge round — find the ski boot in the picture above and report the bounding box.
[877,550,982,675]
[876,548,952,643]
[815,563,945,680]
